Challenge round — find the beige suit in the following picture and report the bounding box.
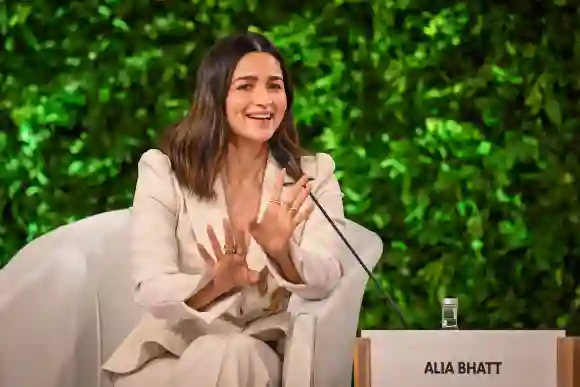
[102,149,345,387]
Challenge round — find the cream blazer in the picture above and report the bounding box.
[102,149,345,374]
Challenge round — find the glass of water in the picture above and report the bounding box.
[441,298,458,329]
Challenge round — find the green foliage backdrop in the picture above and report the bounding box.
[2,0,580,331]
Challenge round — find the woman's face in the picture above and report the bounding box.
[225,52,287,144]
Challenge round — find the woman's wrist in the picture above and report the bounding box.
[266,243,291,264]
[211,279,238,297]
[187,280,237,311]
[267,246,305,285]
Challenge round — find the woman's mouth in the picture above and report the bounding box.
[246,112,273,121]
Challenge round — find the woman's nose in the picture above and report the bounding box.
[252,85,271,105]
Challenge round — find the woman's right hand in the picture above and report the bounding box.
[197,219,261,293]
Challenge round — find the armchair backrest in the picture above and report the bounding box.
[0,209,134,387]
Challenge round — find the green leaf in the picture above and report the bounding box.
[544,97,562,126]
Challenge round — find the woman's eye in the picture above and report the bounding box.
[237,84,251,90]
[268,83,283,90]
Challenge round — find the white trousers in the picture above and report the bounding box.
[113,333,281,387]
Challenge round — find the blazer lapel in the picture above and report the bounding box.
[182,178,229,258]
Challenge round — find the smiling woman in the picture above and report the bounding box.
[101,31,347,387]
[161,32,307,200]
[227,53,286,136]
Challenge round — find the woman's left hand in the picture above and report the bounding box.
[249,169,314,260]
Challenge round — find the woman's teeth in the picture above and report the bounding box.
[246,113,272,120]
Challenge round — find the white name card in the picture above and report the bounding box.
[360,330,566,387]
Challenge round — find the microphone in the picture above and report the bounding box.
[277,150,409,328]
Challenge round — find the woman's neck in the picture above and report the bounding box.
[224,140,268,186]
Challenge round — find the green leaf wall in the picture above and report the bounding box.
[2,0,579,331]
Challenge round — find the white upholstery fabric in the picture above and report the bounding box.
[0,209,382,387]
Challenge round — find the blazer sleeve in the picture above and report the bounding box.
[130,149,239,326]
[266,153,345,300]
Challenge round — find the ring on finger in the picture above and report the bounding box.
[224,245,237,254]
[288,207,298,215]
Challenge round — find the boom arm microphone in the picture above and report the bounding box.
[277,150,409,328]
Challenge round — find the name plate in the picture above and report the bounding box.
[360,330,566,387]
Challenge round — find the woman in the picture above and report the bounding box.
[102,31,345,387]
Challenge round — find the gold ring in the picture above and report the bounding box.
[224,246,237,254]
[289,207,298,214]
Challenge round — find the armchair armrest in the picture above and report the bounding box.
[284,262,371,387]
[282,312,316,387]
[283,221,382,387]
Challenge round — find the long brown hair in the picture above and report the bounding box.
[161,32,307,201]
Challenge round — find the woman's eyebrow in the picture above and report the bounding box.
[232,75,283,82]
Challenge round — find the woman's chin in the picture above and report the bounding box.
[239,128,277,143]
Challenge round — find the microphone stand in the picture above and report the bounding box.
[308,192,409,329]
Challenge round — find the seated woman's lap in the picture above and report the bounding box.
[112,333,282,387]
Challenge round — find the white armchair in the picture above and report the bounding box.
[0,209,382,387]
